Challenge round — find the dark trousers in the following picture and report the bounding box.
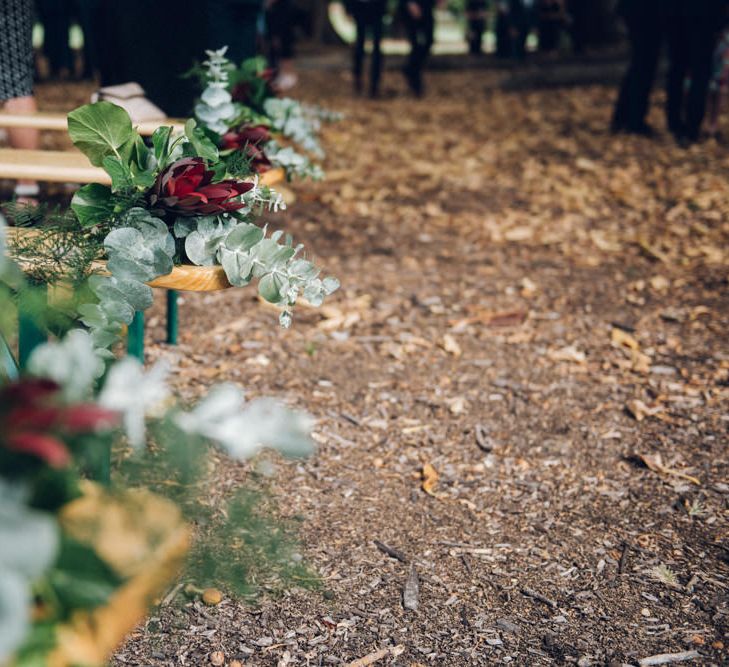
[207,1,261,64]
[612,8,664,131]
[36,0,73,75]
[403,6,434,95]
[352,1,386,96]
[267,0,295,66]
[665,14,718,140]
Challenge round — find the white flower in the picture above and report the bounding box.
[175,384,314,460]
[26,330,104,402]
[98,358,170,447]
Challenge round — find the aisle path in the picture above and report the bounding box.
[118,70,728,666]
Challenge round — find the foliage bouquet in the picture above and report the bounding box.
[10,99,338,356]
[192,49,341,181]
[0,234,317,666]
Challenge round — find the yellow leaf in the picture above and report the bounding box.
[440,334,462,357]
[421,463,439,496]
[611,327,639,350]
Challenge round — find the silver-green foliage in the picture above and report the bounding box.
[264,141,324,181]
[194,48,239,135]
[175,215,339,327]
[263,98,324,158]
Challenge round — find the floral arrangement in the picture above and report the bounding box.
[8,100,339,356]
[0,229,316,665]
[193,49,341,182]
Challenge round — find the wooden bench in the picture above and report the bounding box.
[1,153,284,372]
[0,111,185,136]
[0,148,285,188]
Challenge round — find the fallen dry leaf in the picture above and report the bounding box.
[549,345,587,364]
[440,333,462,357]
[626,399,663,422]
[421,463,439,496]
[634,453,701,486]
[611,327,639,350]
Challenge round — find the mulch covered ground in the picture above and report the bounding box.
[25,62,729,665]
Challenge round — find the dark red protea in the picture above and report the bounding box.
[149,157,254,216]
[0,378,119,468]
[221,125,272,173]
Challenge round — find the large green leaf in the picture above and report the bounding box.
[70,183,114,227]
[67,102,135,167]
[102,156,134,192]
[184,118,219,162]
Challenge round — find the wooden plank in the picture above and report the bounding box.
[0,148,110,184]
[0,111,185,136]
[0,149,285,187]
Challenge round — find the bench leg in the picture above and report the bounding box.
[18,286,47,370]
[127,310,145,361]
[0,333,19,380]
[166,289,178,345]
[84,437,112,486]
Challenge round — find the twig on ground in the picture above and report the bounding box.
[521,587,557,609]
[637,650,701,666]
[373,540,408,563]
[345,645,404,667]
[619,542,630,574]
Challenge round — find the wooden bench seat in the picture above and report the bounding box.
[0,148,285,187]
[0,111,185,136]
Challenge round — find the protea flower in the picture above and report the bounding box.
[221,125,272,173]
[0,378,118,468]
[149,157,254,216]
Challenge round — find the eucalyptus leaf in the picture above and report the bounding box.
[219,247,254,287]
[184,216,236,265]
[26,329,104,401]
[201,86,232,108]
[225,222,264,251]
[67,101,135,167]
[70,183,114,227]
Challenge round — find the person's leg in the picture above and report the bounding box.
[684,16,718,142]
[402,12,419,91]
[4,96,40,199]
[369,6,385,97]
[411,6,434,94]
[665,13,689,138]
[618,8,662,134]
[353,10,366,93]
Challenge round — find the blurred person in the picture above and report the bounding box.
[537,0,565,53]
[611,0,665,136]
[665,0,726,145]
[707,8,729,138]
[565,0,589,54]
[347,0,387,97]
[71,0,101,79]
[266,0,298,90]
[1,0,40,203]
[400,0,435,96]
[466,0,489,55]
[207,0,263,65]
[36,0,74,79]
[509,0,536,61]
[495,1,513,58]
[96,0,206,117]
